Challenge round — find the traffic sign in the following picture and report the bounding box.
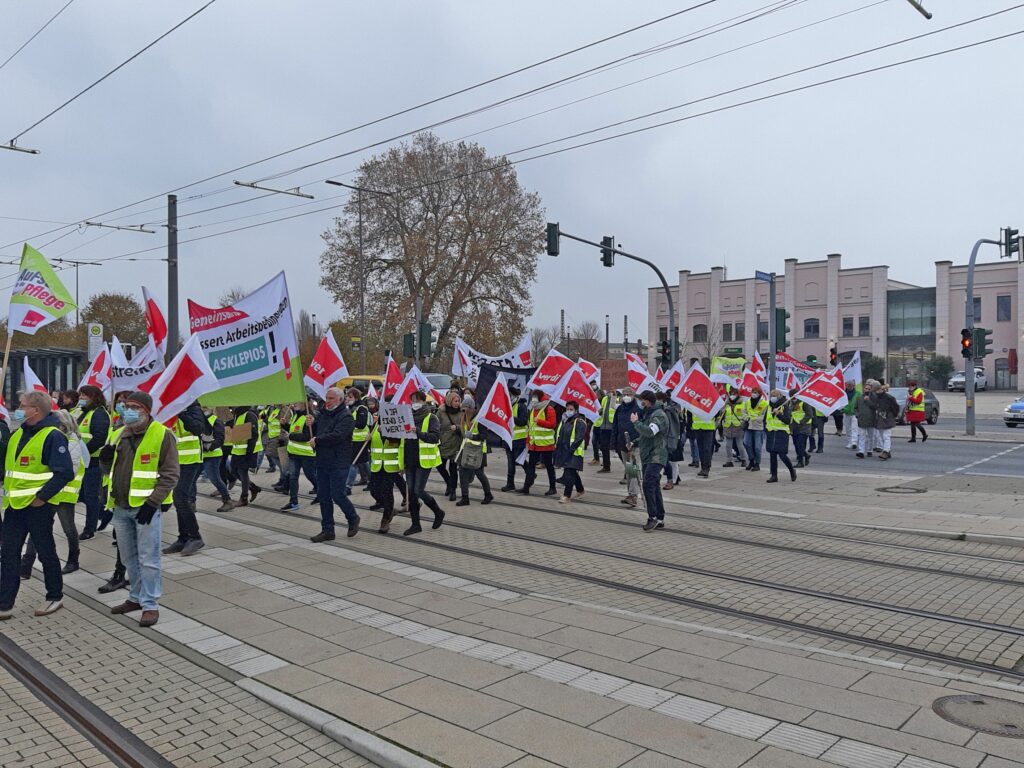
[87,322,104,361]
[755,270,773,283]
[723,347,743,355]
[351,336,362,352]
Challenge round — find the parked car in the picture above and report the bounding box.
[335,374,384,394]
[423,373,454,392]
[1004,396,1024,428]
[889,387,940,425]
[947,368,987,392]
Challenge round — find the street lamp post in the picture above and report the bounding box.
[604,314,610,360]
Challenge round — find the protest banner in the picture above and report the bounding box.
[378,400,415,439]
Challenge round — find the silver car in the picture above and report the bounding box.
[889,387,940,425]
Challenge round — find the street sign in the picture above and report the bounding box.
[351,336,362,352]
[723,347,743,355]
[87,322,103,361]
[755,270,773,283]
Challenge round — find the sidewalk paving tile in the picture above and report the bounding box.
[752,677,918,728]
[309,651,425,692]
[295,680,415,731]
[383,677,520,730]
[482,672,627,726]
[379,713,524,768]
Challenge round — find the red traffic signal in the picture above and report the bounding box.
[961,328,973,359]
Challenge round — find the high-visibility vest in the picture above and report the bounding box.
[908,388,925,413]
[416,413,442,468]
[3,426,58,509]
[101,427,123,488]
[266,407,282,439]
[593,396,616,429]
[231,413,262,455]
[105,421,173,510]
[556,420,585,457]
[462,420,488,455]
[203,414,222,459]
[511,403,528,442]
[790,406,808,425]
[722,403,744,428]
[53,452,85,505]
[370,430,404,473]
[766,408,791,434]
[286,415,315,457]
[743,398,769,429]
[691,415,717,430]
[352,404,370,443]
[528,407,555,447]
[70,406,83,421]
[79,408,107,457]
[173,419,202,465]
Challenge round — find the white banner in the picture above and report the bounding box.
[378,401,415,439]
[452,333,532,386]
[110,335,164,392]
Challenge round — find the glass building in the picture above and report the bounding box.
[886,287,936,387]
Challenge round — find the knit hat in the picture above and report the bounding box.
[125,391,153,413]
[638,390,657,405]
[462,395,476,409]
[620,387,635,397]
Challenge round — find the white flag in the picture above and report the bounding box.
[150,334,221,424]
[78,345,112,394]
[474,372,515,450]
[110,336,164,392]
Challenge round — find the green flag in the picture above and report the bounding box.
[7,243,76,335]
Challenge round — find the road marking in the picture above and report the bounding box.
[946,443,1024,475]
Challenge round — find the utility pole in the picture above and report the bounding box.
[964,236,1002,435]
[167,194,179,359]
[623,315,629,354]
[559,309,565,346]
[605,314,610,360]
[767,272,777,389]
[414,295,423,368]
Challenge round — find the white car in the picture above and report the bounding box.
[947,368,987,392]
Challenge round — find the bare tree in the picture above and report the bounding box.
[691,319,723,368]
[320,132,544,372]
[532,325,560,360]
[218,286,249,307]
[570,320,604,362]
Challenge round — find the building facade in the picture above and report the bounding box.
[648,253,1024,391]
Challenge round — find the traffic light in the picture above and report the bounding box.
[974,327,993,358]
[418,322,437,357]
[774,308,790,351]
[829,347,837,367]
[546,222,560,256]
[658,339,671,367]
[402,332,415,358]
[1003,227,1020,259]
[806,354,817,365]
[601,236,615,267]
[960,328,972,359]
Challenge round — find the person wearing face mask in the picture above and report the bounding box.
[519,391,558,497]
[456,395,494,507]
[281,400,318,512]
[631,391,669,531]
[765,389,797,483]
[436,390,464,501]
[720,390,747,468]
[790,395,813,468]
[76,385,111,541]
[611,387,641,506]
[656,392,682,489]
[402,390,445,535]
[554,400,587,503]
[592,387,616,474]
[60,390,81,418]
[310,387,360,541]
[855,379,878,458]
[500,385,529,492]
[229,405,263,507]
[200,407,233,513]
[98,391,179,627]
[345,387,372,493]
[0,390,75,620]
[164,400,209,557]
[741,388,768,472]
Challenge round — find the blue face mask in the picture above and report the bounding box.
[77,399,87,408]
[13,409,26,421]
[115,402,126,416]
[121,408,141,424]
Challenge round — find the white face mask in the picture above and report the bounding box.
[622,396,633,404]
[530,398,539,405]
[411,402,423,411]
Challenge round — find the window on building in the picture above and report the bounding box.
[693,324,708,343]
[861,287,869,299]
[658,327,668,341]
[858,316,870,336]
[722,323,733,342]
[735,322,745,341]
[842,317,854,337]
[973,296,982,323]
[997,294,1011,322]
[804,318,820,339]
[843,287,853,300]
[757,320,769,341]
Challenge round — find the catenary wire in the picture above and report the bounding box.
[0,0,76,74]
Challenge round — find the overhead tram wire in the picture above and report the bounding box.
[7,0,218,146]
[0,1,719,244]
[0,0,76,74]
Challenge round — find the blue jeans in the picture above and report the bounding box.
[743,430,765,467]
[289,455,317,505]
[316,465,358,533]
[79,462,105,534]
[203,456,230,500]
[112,506,162,611]
[641,463,666,520]
[0,504,62,609]
[346,459,371,494]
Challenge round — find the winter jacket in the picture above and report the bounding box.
[0,413,75,503]
[178,401,208,439]
[403,404,441,466]
[612,398,641,453]
[854,391,876,429]
[107,417,179,510]
[436,405,464,459]
[312,404,354,468]
[554,414,587,470]
[633,402,669,466]
[527,404,557,452]
[790,402,814,435]
[874,391,900,430]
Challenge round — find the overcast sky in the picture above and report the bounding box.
[1,0,1021,353]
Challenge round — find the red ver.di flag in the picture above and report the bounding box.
[794,375,848,417]
[660,360,686,393]
[150,334,221,424]
[474,372,515,449]
[78,344,112,394]
[383,353,403,400]
[671,362,724,421]
[627,355,663,394]
[549,364,600,422]
[527,349,574,395]
[142,286,168,356]
[304,333,349,399]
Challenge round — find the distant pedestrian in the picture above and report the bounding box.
[554,400,587,502]
[765,389,796,483]
[612,387,641,506]
[403,390,445,536]
[310,387,360,541]
[905,379,928,443]
[632,391,668,531]
[873,383,900,460]
[456,396,493,506]
[520,391,558,496]
[855,380,879,458]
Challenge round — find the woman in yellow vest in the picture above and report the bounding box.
[500,385,529,492]
[368,421,405,533]
[77,384,111,540]
[456,396,494,507]
[765,390,797,483]
[401,390,446,536]
[554,400,587,503]
[228,405,263,507]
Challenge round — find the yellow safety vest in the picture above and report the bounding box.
[766,408,791,434]
[593,396,616,429]
[511,403,528,442]
[286,414,315,457]
[691,415,717,430]
[352,404,370,443]
[105,421,173,509]
[743,398,769,428]
[231,413,263,456]
[370,429,404,473]
[790,407,808,425]
[908,388,925,413]
[3,426,58,509]
[722,403,744,428]
[53,451,85,505]
[556,420,585,457]
[416,413,441,468]
[78,408,107,457]
[528,407,555,447]
[462,420,488,455]
[173,419,202,465]
[266,407,282,439]
[203,414,222,459]
[101,427,123,488]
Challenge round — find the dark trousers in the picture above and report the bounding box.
[833,412,844,432]
[1,505,62,609]
[203,456,230,501]
[910,422,928,440]
[459,465,492,500]
[693,430,715,473]
[504,441,526,486]
[562,467,584,498]
[231,454,261,501]
[405,465,443,526]
[641,463,666,520]
[220,453,235,485]
[79,462,105,535]
[288,455,317,504]
[524,451,556,491]
[22,503,79,572]
[316,464,358,533]
[173,462,203,543]
[596,430,612,470]
[809,422,825,452]
[793,433,809,462]
[438,458,459,496]
[770,450,795,477]
[370,471,406,514]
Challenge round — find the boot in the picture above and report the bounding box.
[722,462,734,468]
[482,494,494,505]
[789,466,798,481]
[795,459,804,468]
[216,499,233,513]
[61,551,79,575]
[544,487,558,497]
[456,498,470,507]
[500,484,515,492]
[766,475,779,483]
[620,495,637,507]
[99,568,128,593]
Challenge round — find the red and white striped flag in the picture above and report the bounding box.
[576,357,600,387]
[784,370,798,392]
[150,334,221,424]
[142,286,168,357]
[627,355,664,394]
[382,353,403,400]
[549,364,600,422]
[794,373,848,416]
[660,360,686,392]
[304,333,349,399]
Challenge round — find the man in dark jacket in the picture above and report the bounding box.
[310,387,359,541]
[165,401,209,556]
[0,391,74,620]
[501,386,529,492]
[77,384,110,540]
[632,391,668,531]
[611,387,641,505]
[402,391,446,536]
[554,401,587,502]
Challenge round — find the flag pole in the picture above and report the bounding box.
[0,332,13,402]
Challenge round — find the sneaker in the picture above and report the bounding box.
[587,458,600,465]
[110,600,142,615]
[621,496,638,507]
[866,452,873,457]
[696,470,709,478]
[61,561,79,575]
[482,495,494,505]
[575,491,585,500]
[403,524,423,536]
[558,496,571,504]
[34,599,63,617]
[162,541,185,555]
[379,511,394,534]
[280,502,300,512]
[216,501,234,513]
[855,452,864,459]
[655,521,665,529]
[310,531,336,543]
[0,607,11,621]
[347,515,361,537]
[79,531,95,541]
[642,518,658,531]
[139,610,159,628]
[662,482,673,491]
[181,539,205,556]
[431,510,445,530]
